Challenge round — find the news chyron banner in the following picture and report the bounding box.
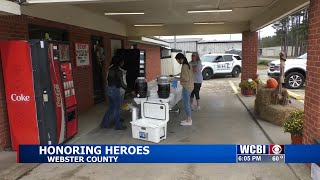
[18,144,320,163]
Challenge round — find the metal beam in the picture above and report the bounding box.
[128,36,170,47]
[250,0,309,31]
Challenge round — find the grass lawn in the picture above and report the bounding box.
[257,65,268,69]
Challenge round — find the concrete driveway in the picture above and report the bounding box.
[20,77,303,180]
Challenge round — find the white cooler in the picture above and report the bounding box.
[130,100,169,143]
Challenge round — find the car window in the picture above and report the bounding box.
[216,56,224,62]
[201,56,216,62]
[297,53,307,59]
[223,55,233,62]
[234,56,242,60]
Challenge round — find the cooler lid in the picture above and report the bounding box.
[141,100,169,121]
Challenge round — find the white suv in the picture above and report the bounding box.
[267,53,307,89]
[201,54,242,80]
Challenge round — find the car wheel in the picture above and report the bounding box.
[202,69,212,80]
[285,72,305,89]
[232,67,240,78]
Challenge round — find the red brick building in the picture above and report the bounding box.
[0,15,165,150]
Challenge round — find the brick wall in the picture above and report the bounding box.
[241,31,258,81]
[0,15,126,150]
[27,17,126,112]
[303,0,320,144]
[136,43,161,81]
[0,15,28,150]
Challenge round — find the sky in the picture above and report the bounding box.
[159,24,276,41]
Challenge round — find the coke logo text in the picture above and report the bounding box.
[11,94,30,102]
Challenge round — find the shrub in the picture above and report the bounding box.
[253,74,263,85]
[258,60,269,66]
[239,79,257,90]
[283,110,304,135]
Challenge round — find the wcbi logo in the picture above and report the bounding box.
[237,144,285,155]
[10,94,30,102]
[237,145,268,154]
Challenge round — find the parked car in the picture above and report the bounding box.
[201,53,242,80]
[267,53,307,89]
[225,49,242,58]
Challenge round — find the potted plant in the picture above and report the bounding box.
[253,74,263,90]
[239,78,257,96]
[283,110,304,144]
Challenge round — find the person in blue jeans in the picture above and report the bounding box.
[175,53,194,126]
[101,55,128,130]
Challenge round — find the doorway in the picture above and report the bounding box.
[28,24,69,41]
[91,36,104,104]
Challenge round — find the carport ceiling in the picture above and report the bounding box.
[79,0,272,25]
[21,0,309,36]
[78,0,309,36]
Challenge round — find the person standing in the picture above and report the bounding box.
[189,52,203,111]
[175,53,194,126]
[101,55,128,130]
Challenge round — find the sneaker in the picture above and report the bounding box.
[196,106,201,111]
[180,121,192,126]
[180,120,187,123]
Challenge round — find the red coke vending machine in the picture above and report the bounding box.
[0,40,78,151]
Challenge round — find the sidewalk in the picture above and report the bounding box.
[0,103,107,180]
[19,78,309,180]
[236,93,310,180]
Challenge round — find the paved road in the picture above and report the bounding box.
[258,57,278,61]
[257,68,305,102]
[20,77,302,180]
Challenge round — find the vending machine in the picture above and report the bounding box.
[116,49,146,91]
[0,40,78,151]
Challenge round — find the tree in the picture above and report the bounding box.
[270,7,309,56]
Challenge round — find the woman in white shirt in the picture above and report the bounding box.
[189,52,203,111]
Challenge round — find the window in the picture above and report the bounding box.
[223,55,233,62]
[216,56,224,62]
[234,56,242,60]
[201,55,225,62]
[201,56,216,62]
[160,47,171,59]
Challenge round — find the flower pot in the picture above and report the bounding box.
[291,134,303,144]
[241,89,255,96]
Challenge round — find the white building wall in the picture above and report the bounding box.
[197,43,242,56]
[261,46,298,57]
[160,52,182,76]
[168,41,243,57]
[169,42,197,52]
[186,52,193,62]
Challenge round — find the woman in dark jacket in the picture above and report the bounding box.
[101,55,128,130]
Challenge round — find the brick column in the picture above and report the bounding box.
[303,0,320,144]
[241,31,258,81]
